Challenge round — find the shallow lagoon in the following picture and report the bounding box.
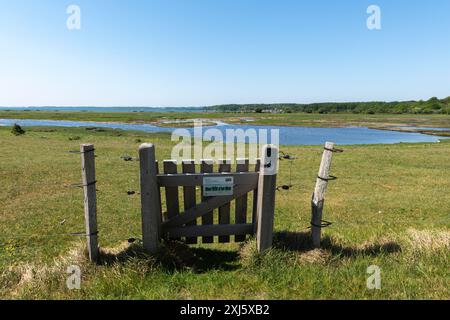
[0,118,445,145]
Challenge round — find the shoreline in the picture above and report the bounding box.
[2,116,450,136]
[1,110,450,128]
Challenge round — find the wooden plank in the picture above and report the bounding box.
[163,160,180,240]
[218,159,231,243]
[162,183,257,229]
[165,224,254,239]
[80,144,99,263]
[201,159,214,243]
[182,160,197,244]
[155,160,163,223]
[311,142,335,248]
[235,158,249,242]
[163,160,179,219]
[139,143,161,254]
[252,158,261,232]
[157,172,258,187]
[256,145,278,253]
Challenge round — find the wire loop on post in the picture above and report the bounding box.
[70,180,97,188]
[309,220,333,229]
[317,175,337,182]
[68,149,96,155]
[324,147,344,153]
[69,231,99,237]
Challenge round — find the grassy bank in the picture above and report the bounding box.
[2,110,450,130]
[0,126,449,299]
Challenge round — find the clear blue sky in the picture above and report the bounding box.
[1,0,449,107]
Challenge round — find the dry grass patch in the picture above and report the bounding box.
[0,241,89,298]
[238,239,259,268]
[295,248,331,265]
[405,228,450,252]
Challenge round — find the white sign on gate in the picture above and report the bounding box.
[203,176,234,196]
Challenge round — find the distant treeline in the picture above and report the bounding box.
[207,97,450,114]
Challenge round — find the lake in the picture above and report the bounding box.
[0,118,445,145]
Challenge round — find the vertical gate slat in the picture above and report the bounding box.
[218,159,232,243]
[155,160,163,223]
[252,158,261,231]
[164,160,180,240]
[235,159,249,242]
[201,159,214,243]
[182,160,197,244]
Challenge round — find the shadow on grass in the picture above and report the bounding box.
[95,231,401,273]
[98,241,239,273]
[274,231,401,257]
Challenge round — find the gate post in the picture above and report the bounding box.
[256,145,278,253]
[139,143,161,254]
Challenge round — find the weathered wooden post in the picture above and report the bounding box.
[256,145,278,253]
[139,143,161,254]
[80,144,99,263]
[311,141,335,248]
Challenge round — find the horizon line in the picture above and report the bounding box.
[0,95,448,109]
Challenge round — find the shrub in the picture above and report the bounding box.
[11,124,25,136]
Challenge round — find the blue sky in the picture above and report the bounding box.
[0,0,449,107]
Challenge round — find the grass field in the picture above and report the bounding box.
[0,125,449,299]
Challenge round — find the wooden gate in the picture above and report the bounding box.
[139,144,278,254]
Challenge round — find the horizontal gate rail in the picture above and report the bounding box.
[161,182,257,228]
[163,224,254,238]
[157,172,258,187]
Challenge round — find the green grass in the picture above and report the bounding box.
[0,126,449,299]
